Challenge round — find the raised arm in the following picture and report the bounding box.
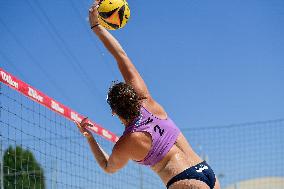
[89,3,151,99]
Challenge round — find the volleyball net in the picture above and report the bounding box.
[183,119,284,188]
[1,68,283,189]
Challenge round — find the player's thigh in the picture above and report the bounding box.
[168,179,210,189]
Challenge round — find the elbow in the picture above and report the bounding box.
[102,163,117,174]
[103,168,117,174]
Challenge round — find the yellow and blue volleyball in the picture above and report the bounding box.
[98,0,130,30]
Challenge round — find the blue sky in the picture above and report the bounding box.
[1,0,284,187]
[1,0,283,133]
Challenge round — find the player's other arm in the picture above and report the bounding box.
[75,118,130,174]
[89,3,152,100]
[87,136,130,174]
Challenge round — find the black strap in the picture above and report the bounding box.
[91,23,100,29]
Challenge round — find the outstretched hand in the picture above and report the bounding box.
[75,117,93,139]
[89,1,100,28]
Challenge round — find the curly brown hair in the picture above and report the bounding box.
[107,82,145,123]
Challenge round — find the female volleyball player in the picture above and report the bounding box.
[76,2,220,189]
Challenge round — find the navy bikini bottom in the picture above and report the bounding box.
[166,161,216,189]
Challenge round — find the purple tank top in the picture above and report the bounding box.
[122,106,180,167]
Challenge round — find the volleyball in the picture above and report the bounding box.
[97,0,130,30]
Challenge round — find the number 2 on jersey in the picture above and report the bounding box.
[154,125,165,136]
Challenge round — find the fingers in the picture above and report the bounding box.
[75,120,81,128]
[75,121,94,139]
[89,1,99,12]
[81,117,88,125]
[89,6,99,13]
[75,123,92,138]
[75,121,87,135]
[83,131,90,137]
[75,121,84,134]
[76,117,95,131]
[95,0,102,6]
[74,117,88,130]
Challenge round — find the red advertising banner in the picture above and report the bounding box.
[0,68,119,143]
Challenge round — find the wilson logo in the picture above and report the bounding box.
[1,71,19,89]
[102,130,112,139]
[51,100,64,114]
[28,87,43,102]
[88,122,98,132]
[71,111,81,122]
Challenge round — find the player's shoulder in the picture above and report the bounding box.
[114,132,148,160]
[118,131,144,147]
[142,99,168,120]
